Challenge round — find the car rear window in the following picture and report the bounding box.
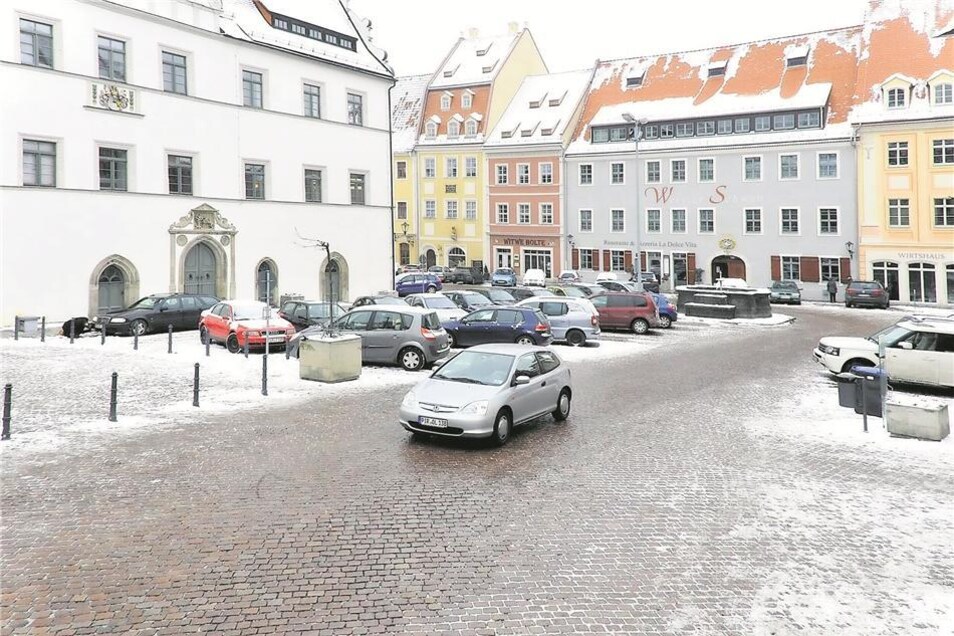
[850,281,881,290]
[489,289,515,303]
[421,312,441,330]
[540,301,568,316]
[532,310,549,326]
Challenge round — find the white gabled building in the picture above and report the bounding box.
[1,0,394,326]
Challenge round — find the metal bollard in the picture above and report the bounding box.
[1,384,11,440]
[167,324,174,354]
[133,331,139,351]
[40,316,46,343]
[13,316,19,341]
[193,363,200,407]
[261,354,268,396]
[101,326,106,345]
[285,342,290,360]
[69,318,76,344]
[205,334,210,357]
[243,337,249,359]
[108,372,118,422]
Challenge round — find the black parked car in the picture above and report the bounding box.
[278,299,351,331]
[629,272,661,293]
[95,293,219,336]
[465,286,518,306]
[443,289,496,312]
[845,280,890,309]
[446,267,478,285]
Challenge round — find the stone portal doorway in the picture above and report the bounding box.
[711,255,746,282]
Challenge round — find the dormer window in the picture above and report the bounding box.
[787,55,808,67]
[482,60,498,74]
[425,122,438,139]
[786,45,810,67]
[465,119,478,137]
[887,87,906,109]
[540,119,559,136]
[448,121,461,138]
[548,91,566,107]
[462,91,473,108]
[529,94,546,109]
[520,123,537,137]
[442,64,458,78]
[501,123,518,139]
[626,75,644,88]
[476,43,492,56]
[440,94,452,110]
[935,82,953,105]
[707,63,726,78]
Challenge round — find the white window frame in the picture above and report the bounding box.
[887,198,910,228]
[445,156,458,178]
[464,156,478,178]
[645,160,661,184]
[816,151,839,180]
[781,255,801,281]
[670,158,687,183]
[743,155,763,182]
[20,135,60,188]
[887,87,906,109]
[496,163,508,185]
[464,200,477,220]
[817,206,840,236]
[579,163,593,186]
[779,207,801,236]
[820,257,841,283]
[887,141,909,167]
[935,197,954,227]
[424,122,438,139]
[447,120,461,138]
[933,138,954,165]
[610,208,625,233]
[697,157,715,183]
[610,162,625,185]
[440,94,451,110]
[302,80,323,119]
[445,199,458,219]
[670,208,687,234]
[517,163,530,185]
[540,202,554,225]
[464,119,478,137]
[496,203,509,224]
[579,249,594,270]
[778,153,800,181]
[539,162,553,184]
[424,199,436,219]
[744,208,763,235]
[646,208,662,233]
[697,208,715,234]
[933,82,953,105]
[395,160,407,180]
[423,157,436,179]
[517,202,531,224]
[241,66,266,109]
[462,92,473,109]
[579,209,593,232]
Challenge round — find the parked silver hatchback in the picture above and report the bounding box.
[516,297,600,346]
[399,344,572,446]
[289,306,450,371]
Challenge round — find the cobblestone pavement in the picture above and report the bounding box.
[2,307,952,635]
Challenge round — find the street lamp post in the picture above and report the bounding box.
[623,114,648,283]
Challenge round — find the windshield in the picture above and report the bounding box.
[558,286,586,298]
[305,303,344,319]
[425,296,458,309]
[494,269,514,275]
[433,351,514,386]
[488,289,515,303]
[851,282,881,290]
[463,292,492,305]
[773,281,798,290]
[376,296,407,305]
[231,302,273,320]
[128,296,162,310]
[867,324,913,346]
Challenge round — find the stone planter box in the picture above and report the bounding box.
[299,334,362,383]
[676,285,772,319]
[885,400,950,441]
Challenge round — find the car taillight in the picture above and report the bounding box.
[871,289,883,296]
[847,288,856,295]
[420,327,437,340]
[591,315,599,326]
[535,323,548,332]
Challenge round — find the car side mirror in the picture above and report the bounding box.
[513,375,531,386]
[898,341,914,351]
[159,306,168,312]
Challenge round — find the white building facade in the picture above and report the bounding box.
[1,0,394,325]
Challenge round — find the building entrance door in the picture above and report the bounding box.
[711,255,746,282]
[872,261,900,301]
[523,249,552,278]
[97,265,125,313]
[496,248,513,269]
[424,249,436,269]
[184,242,217,295]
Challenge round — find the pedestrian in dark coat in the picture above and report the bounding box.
[826,278,838,302]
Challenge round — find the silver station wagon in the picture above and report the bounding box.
[399,344,573,446]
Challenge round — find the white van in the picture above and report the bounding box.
[522,268,546,287]
[813,316,954,388]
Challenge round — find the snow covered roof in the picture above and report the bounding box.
[850,0,954,124]
[428,30,521,89]
[569,25,864,154]
[391,74,430,153]
[486,69,593,147]
[219,0,392,77]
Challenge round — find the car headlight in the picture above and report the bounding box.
[402,391,417,408]
[247,330,260,337]
[459,400,488,415]
[820,344,840,356]
[110,317,127,323]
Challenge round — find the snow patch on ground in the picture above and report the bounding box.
[680,313,795,327]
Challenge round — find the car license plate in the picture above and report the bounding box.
[419,416,448,428]
[267,334,285,342]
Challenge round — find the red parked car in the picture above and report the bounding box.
[589,292,660,334]
[199,300,295,353]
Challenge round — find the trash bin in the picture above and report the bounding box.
[849,365,887,418]
[15,316,40,337]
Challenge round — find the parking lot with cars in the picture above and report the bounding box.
[2,304,951,635]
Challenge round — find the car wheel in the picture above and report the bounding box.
[492,409,511,446]
[447,332,457,348]
[515,335,535,346]
[630,318,649,335]
[553,389,571,422]
[426,286,437,293]
[399,347,424,371]
[226,333,241,354]
[841,358,876,374]
[130,319,148,337]
[199,326,209,344]
[658,315,672,329]
[565,330,585,347]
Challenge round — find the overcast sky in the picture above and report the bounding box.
[351,0,871,77]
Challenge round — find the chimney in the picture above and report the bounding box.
[467,27,479,38]
[508,21,519,34]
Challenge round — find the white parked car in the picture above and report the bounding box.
[813,316,954,388]
[403,293,466,324]
[595,272,618,283]
[522,268,546,287]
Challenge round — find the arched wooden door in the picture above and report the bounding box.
[97,265,126,312]
[184,242,217,295]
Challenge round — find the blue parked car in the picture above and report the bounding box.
[395,273,442,297]
[651,293,677,329]
[491,267,517,287]
[443,306,552,348]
